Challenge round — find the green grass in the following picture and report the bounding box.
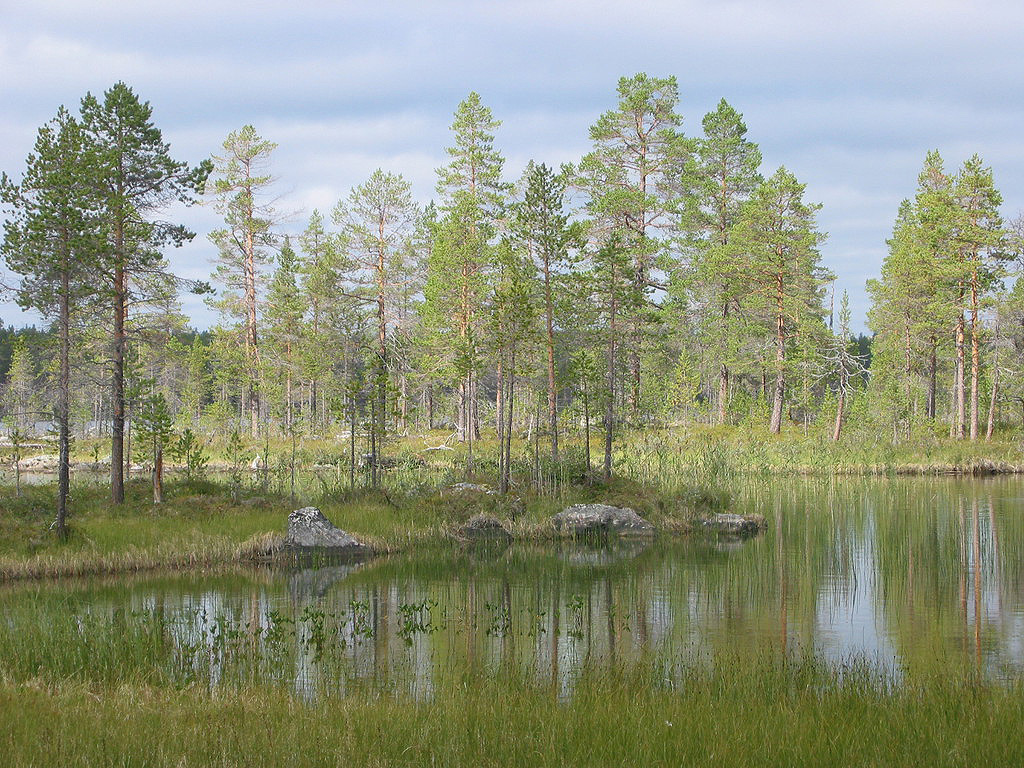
[2,658,1021,767]
[0,468,720,579]
[3,422,1021,579]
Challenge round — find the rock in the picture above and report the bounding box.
[360,453,398,469]
[552,504,655,537]
[446,483,525,517]
[447,482,496,495]
[16,454,60,472]
[456,513,512,541]
[559,540,651,566]
[285,506,366,550]
[699,513,766,537]
[288,562,368,601]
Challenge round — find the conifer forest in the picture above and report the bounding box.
[3,75,1020,510]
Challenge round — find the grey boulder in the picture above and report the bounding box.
[285,506,365,550]
[456,513,512,541]
[700,512,766,537]
[552,504,655,537]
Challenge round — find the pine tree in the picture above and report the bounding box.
[953,156,1006,440]
[683,99,762,423]
[1,106,100,537]
[722,167,829,434]
[488,240,538,492]
[430,92,507,446]
[135,391,174,503]
[333,170,421,483]
[177,336,212,428]
[586,235,643,478]
[264,236,306,432]
[576,74,689,418]
[207,125,277,436]
[513,161,580,462]
[298,210,341,432]
[1,338,38,432]
[80,82,208,504]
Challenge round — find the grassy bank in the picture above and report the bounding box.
[3,424,1021,580]
[2,659,1021,767]
[0,471,718,580]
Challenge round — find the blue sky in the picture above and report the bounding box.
[2,0,1022,333]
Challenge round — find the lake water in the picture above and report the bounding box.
[4,476,1023,697]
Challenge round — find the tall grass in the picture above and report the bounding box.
[2,656,1021,767]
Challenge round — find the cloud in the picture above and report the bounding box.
[3,0,1024,334]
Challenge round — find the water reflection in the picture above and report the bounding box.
[7,476,1024,696]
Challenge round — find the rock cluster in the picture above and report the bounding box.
[699,512,766,537]
[456,513,512,541]
[552,504,655,537]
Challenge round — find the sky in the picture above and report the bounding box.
[2,0,1023,334]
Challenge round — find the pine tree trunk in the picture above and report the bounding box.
[471,371,480,441]
[501,352,514,495]
[349,395,356,491]
[969,270,980,440]
[582,373,591,477]
[426,384,434,431]
[832,387,846,442]
[465,373,475,477]
[496,356,505,489]
[544,262,559,462]
[953,310,966,439]
[769,282,786,435]
[111,260,126,504]
[604,294,618,481]
[56,262,71,540]
[986,351,999,441]
[927,343,937,420]
[286,366,292,432]
[904,318,913,439]
[718,363,729,426]
[629,343,641,424]
[717,300,730,425]
[457,379,466,441]
[152,445,163,504]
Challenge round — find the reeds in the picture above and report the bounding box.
[1,655,1021,767]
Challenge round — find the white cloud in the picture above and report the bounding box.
[3,0,1024,334]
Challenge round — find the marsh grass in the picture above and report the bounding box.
[2,656,1021,767]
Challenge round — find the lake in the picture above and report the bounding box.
[4,475,1022,698]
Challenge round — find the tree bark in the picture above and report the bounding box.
[953,309,966,439]
[717,300,730,425]
[496,356,505,489]
[969,270,980,440]
[604,292,618,480]
[501,352,515,495]
[926,342,937,420]
[544,258,559,462]
[769,278,786,435]
[111,259,125,504]
[986,350,999,441]
[832,387,846,442]
[582,369,591,476]
[56,258,71,539]
[152,445,163,504]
